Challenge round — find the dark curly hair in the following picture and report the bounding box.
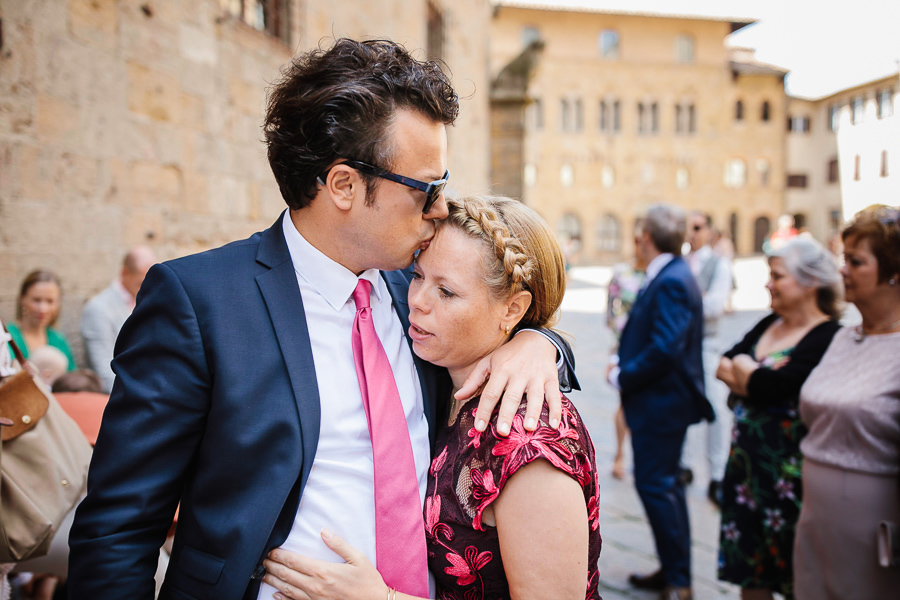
[264,38,459,210]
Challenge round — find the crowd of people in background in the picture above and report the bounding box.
[1,247,158,600]
[606,203,899,600]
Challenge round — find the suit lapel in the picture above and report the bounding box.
[255,214,321,491]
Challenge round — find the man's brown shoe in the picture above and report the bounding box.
[628,569,666,590]
[660,586,693,600]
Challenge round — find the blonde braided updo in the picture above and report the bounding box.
[439,196,566,330]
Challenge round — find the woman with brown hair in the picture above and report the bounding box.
[6,269,75,371]
[794,205,900,599]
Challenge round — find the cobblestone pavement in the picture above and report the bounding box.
[560,258,770,600]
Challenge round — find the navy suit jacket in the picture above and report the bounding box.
[617,256,713,435]
[68,214,455,600]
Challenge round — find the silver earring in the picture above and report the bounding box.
[891,277,898,286]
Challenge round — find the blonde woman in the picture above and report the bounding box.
[263,196,602,600]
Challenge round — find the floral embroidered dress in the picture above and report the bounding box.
[717,314,839,598]
[425,394,602,600]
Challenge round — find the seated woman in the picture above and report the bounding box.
[6,270,76,371]
[262,196,601,600]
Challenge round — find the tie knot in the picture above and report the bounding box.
[353,278,372,310]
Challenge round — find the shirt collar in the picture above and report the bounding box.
[112,278,135,308]
[281,212,384,311]
[645,253,675,285]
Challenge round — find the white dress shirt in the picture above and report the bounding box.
[257,214,431,599]
[688,245,732,322]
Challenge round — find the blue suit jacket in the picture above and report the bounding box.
[617,256,713,435]
[68,214,454,600]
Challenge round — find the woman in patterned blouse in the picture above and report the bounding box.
[263,196,602,600]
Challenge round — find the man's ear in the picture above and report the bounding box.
[502,290,532,331]
[322,164,360,212]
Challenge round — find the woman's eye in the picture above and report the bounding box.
[439,287,455,298]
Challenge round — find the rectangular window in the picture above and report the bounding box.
[560,99,570,131]
[877,89,894,119]
[787,116,811,132]
[651,102,659,134]
[851,96,865,125]
[521,26,541,48]
[599,99,619,133]
[786,174,808,188]
[637,102,645,135]
[827,158,839,183]
[882,150,889,177]
[220,0,290,44]
[676,103,696,134]
[674,34,694,63]
[574,99,583,131]
[599,30,619,59]
[854,155,861,180]
[828,103,840,131]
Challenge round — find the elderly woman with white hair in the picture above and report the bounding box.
[715,236,842,600]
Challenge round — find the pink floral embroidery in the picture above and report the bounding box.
[431,446,448,476]
[491,413,577,484]
[469,468,500,531]
[444,546,492,586]
[425,495,453,541]
[587,494,599,532]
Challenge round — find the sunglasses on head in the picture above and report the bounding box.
[317,160,450,214]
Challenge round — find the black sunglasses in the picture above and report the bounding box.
[317,160,450,214]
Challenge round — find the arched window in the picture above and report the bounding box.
[761,100,771,122]
[735,99,744,121]
[557,213,582,246]
[595,214,621,253]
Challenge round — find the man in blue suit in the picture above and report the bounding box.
[67,39,573,600]
[607,204,713,600]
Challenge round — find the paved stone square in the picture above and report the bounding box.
[559,259,770,600]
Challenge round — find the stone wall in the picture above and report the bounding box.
[0,0,491,364]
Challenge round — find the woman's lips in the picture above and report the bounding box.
[408,321,432,342]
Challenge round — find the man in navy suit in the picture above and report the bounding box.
[67,39,573,600]
[607,204,713,600]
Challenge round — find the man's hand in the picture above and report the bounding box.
[455,330,561,436]
[263,530,389,600]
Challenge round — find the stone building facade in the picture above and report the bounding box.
[490,2,788,261]
[0,0,491,363]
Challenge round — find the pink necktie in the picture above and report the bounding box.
[351,279,429,595]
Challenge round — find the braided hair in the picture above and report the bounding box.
[440,196,566,331]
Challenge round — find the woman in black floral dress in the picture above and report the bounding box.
[716,237,841,600]
[263,196,601,600]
